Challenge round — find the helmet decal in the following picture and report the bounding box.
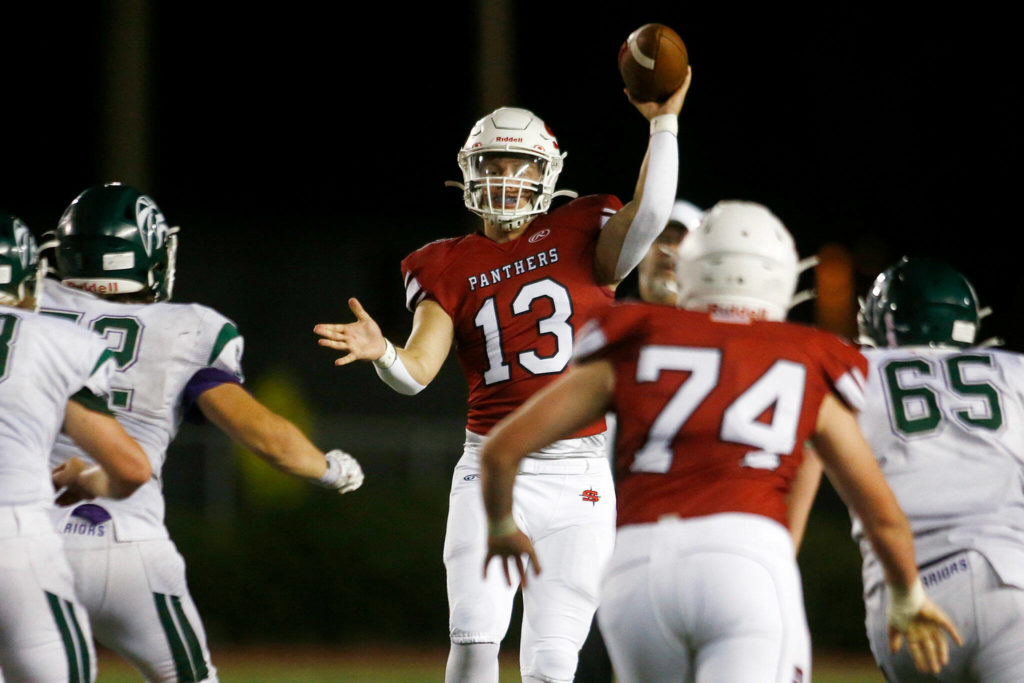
[136,195,170,257]
[13,219,36,270]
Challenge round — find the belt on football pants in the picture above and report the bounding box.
[517,457,605,475]
[0,504,56,538]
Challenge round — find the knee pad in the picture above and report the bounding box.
[522,640,579,683]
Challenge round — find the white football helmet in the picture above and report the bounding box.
[449,107,571,231]
[675,200,800,321]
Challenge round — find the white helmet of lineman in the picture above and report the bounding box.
[675,200,800,321]
[450,107,572,231]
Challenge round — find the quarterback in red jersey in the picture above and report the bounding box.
[481,201,961,682]
[315,70,691,683]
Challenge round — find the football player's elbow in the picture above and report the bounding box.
[110,446,152,497]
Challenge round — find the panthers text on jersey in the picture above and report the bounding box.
[39,280,244,540]
[574,301,868,528]
[0,308,115,506]
[402,195,621,436]
[854,346,1024,594]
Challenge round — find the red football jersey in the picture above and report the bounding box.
[402,195,622,435]
[575,302,868,528]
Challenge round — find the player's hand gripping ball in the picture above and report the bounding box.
[618,23,689,102]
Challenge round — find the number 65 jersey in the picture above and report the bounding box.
[402,195,619,439]
[574,301,868,529]
[40,280,245,540]
[854,346,1024,594]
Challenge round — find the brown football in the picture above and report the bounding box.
[618,23,688,103]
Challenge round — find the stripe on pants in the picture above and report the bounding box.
[154,592,210,682]
[45,591,88,683]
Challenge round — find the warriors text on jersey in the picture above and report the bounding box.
[401,195,621,435]
[574,302,868,528]
[0,308,115,506]
[40,280,244,540]
[854,346,1024,593]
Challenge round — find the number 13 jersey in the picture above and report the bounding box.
[574,301,868,529]
[402,195,620,437]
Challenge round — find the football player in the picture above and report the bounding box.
[577,198,701,683]
[0,213,151,682]
[480,201,962,682]
[315,70,691,682]
[40,185,364,683]
[855,257,1024,681]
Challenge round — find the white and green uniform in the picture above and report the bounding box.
[854,346,1024,682]
[41,280,245,683]
[0,306,115,682]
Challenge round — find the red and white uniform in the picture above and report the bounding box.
[403,196,620,683]
[575,301,867,683]
[402,195,619,438]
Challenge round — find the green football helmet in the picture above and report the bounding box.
[858,256,981,348]
[55,183,178,301]
[0,212,43,308]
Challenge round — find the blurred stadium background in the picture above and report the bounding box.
[6,1,1020,679]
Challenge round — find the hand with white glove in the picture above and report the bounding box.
[886,578,963,674]
[315,449,365,494]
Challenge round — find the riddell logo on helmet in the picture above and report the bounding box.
[495,136,524,143]
[72,281,119,294]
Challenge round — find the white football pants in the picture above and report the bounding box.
[866,549,1024,682]
[598,513,811,683]
[0,505,95,682]
[444,440,616,683]
[61,518,217,683]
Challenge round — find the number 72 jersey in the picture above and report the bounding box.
[574,302,868,529]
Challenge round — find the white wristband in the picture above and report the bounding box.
[886,577,926,631]
[372,344,426,395]
[650,114,678,136]
[373,338,398,369]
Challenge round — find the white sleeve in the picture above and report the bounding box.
[613,116,680,282]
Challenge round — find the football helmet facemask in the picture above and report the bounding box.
[675,200,801,321]
[858,256,981,348]
[450,107,573,231]
[0,212,44,309]
[55,183,179,302]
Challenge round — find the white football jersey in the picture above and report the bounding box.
[0,305,115,506]
[853,346,1024,593]
[40,280,245,540]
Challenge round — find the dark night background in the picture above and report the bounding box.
[4,0,1021,666]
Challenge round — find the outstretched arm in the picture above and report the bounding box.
[481,360,616,586]
[197,383,363,493]
[811,393,962,674]
[314,298,454,394]
[55,400,152,502]
[594,68,692,286]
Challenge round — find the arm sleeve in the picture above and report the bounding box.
[613,129,680,281]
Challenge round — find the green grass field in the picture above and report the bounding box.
[96,645,885,682]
